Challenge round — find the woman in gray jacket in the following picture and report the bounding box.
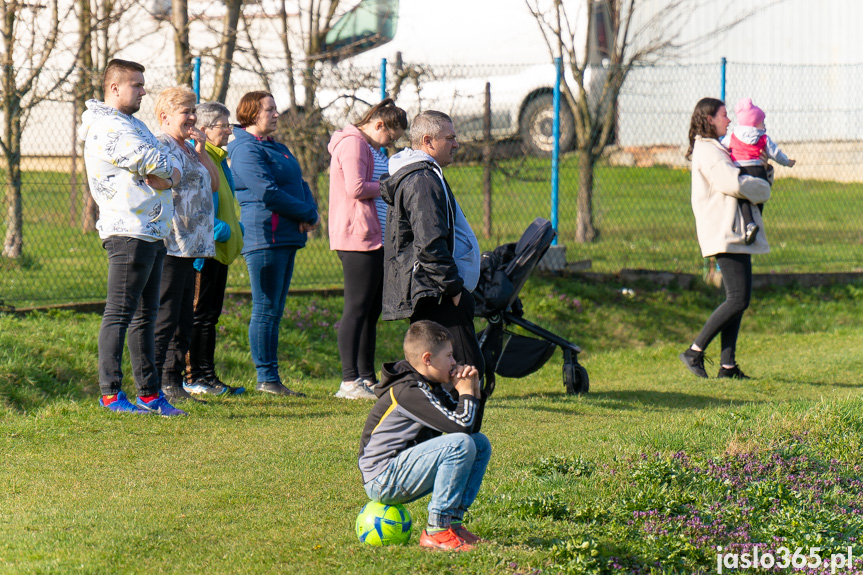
[679,98,771,380]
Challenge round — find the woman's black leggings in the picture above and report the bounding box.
[337,249,384,382]
[694,253,752,366]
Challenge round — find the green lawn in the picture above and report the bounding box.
[2,276,863,573]
[3,156,863,307]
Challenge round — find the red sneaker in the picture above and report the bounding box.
[453,524,486,544]
[419,528,474,551]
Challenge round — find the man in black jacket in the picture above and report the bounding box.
[380,111,484,383]
[359,321,490,550]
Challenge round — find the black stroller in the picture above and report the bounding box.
[474,218,588,396]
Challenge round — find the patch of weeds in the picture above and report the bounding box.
[507,493,571,521]
[531,455,595,478]
[536,439,863,573]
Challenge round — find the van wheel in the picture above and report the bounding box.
[520,93,575,156]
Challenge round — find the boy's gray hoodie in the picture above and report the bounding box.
[78,99,178,241]
[388,149,481,292]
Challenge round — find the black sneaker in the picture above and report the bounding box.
[255,381,306,397]
[718,365,751,380]
[211,377,246,395]
[163,385,206,403]
[744,222,759,245]
[679,348,709,378]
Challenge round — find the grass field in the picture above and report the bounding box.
[2,274,863,574]
[2,155,863,308]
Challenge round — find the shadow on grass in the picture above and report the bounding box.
[769,376,863,389]
[491,389,765,411]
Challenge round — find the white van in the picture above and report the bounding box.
[313,0,612,154]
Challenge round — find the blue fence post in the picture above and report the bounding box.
[380,58,387,101]
[551,56,562,245]
[193,57,201,103]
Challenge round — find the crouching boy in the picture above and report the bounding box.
[358,320,491,551]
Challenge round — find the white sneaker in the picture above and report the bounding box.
[334,379,376,400]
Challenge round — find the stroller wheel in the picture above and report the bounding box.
[563,362,589,395]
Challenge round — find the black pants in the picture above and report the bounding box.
[153,256,197,389]
[411,288,485,382]
[98,237,166,396]
[738,165,769,226]
[186,259,229,384]
[337,249,384,382]
[694,253,752,366]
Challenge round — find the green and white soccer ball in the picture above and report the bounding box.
[355,501,412,546]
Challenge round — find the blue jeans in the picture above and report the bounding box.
[98,236,166,396]
[244,247,297,383]
[364,433,491,529]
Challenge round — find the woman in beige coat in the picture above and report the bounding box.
[679,98,771,380]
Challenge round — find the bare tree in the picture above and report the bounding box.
[1,0,77,258]
[209,0,244,102]
[172,0,192,86]
[528,0,773,243]
[267,0,344,227]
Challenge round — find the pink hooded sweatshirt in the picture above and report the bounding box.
[327,124,383,251]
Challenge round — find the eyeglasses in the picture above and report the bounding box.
[209,123,232,129]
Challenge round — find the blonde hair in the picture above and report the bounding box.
[155,86,197,124]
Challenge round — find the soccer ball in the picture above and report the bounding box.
[355,501,412,546]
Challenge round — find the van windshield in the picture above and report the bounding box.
[323,0,399,61]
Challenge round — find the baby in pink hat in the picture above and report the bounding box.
[722,98,796,245]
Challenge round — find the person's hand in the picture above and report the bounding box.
[146,174,171,190]
[189,126,208,151]
[146,167,180,190]
[452,292,462,307]
[452,364,479,397]
[787,159,796,167]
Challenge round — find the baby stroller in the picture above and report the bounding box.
[474,218,589,397]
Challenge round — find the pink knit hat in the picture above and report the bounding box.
[735,98,765,127]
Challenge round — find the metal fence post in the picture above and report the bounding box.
[380,58,387,100]
[551,56,562,245]
[720,56,727,102]
[193,57,201,103]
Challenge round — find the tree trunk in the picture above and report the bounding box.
[172,0,191,86]
[210,0,242,103]
[575,150,597,243]
[2,115,23,259]
[77,0,97,231]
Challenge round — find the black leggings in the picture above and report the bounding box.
[738,165,769,226]
[337,249,384,382]
[694,253,752,366]
[186,259,229,384]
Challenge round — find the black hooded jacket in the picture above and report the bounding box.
[379,160,462,320]
[357,360,486,484]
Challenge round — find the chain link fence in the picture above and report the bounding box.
[2,61,863,309]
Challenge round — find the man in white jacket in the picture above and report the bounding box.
[79,59,186,416]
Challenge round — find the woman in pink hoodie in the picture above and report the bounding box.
[328,99,407,399]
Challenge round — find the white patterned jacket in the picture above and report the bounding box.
[79,99,179,241]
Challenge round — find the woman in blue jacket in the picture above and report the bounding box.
[228,91,319,396]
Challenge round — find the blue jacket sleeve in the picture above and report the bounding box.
[231,143,318,222]
[212,191,231,242]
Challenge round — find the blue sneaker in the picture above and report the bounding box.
[100,391,146,414]
[136,391,188,417]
